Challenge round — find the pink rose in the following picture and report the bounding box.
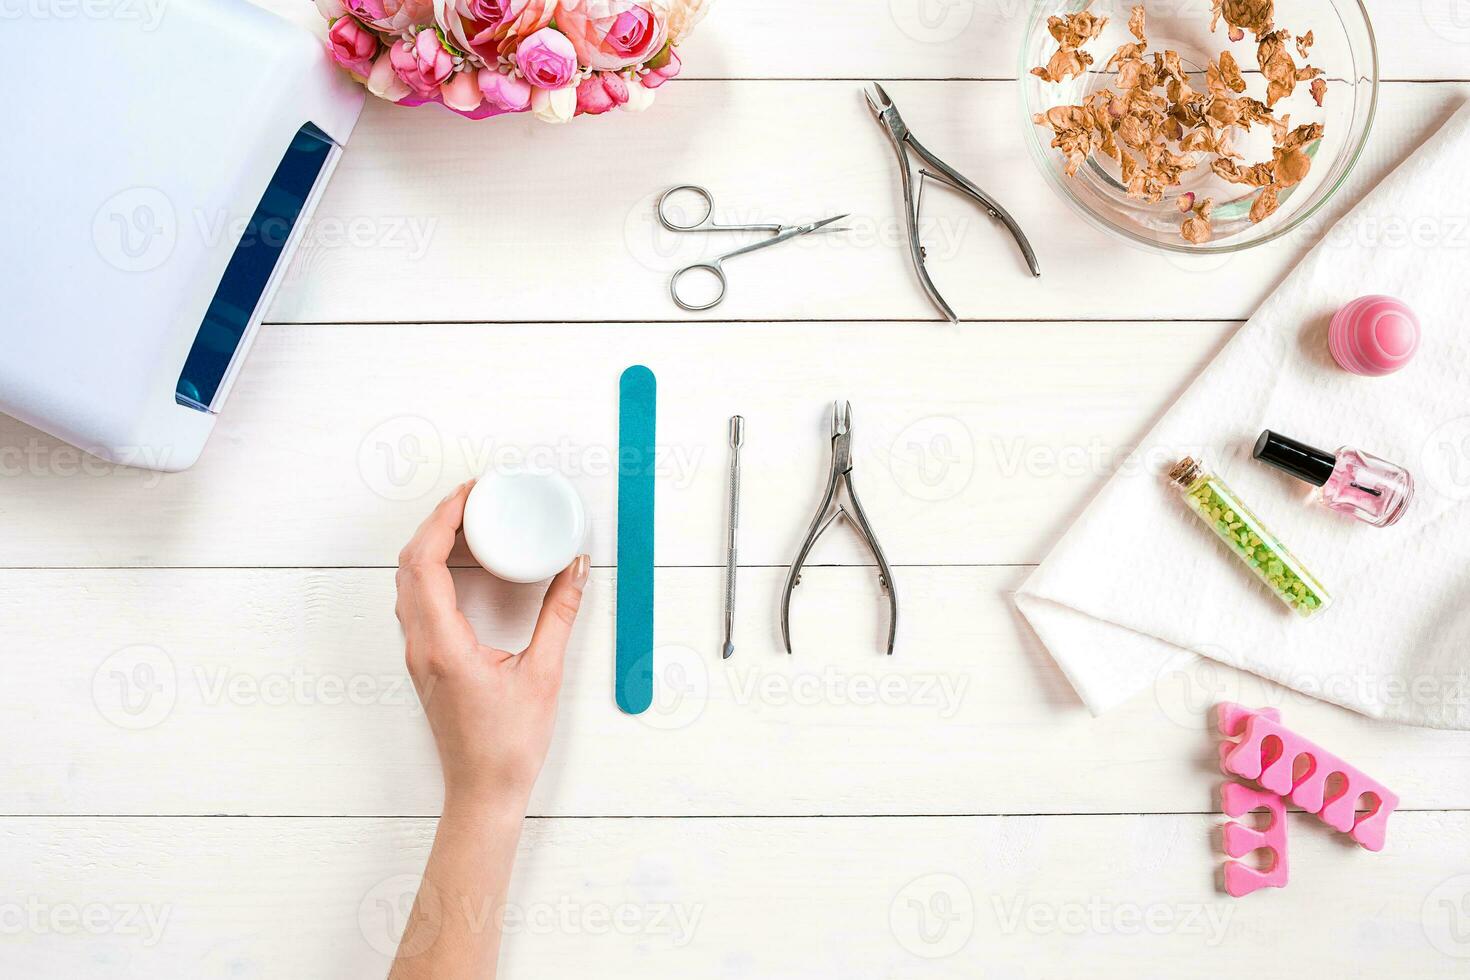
[479,68,532,111]
[575,71,629,114]
[435,0,553,61]
[440,69,484,112]
[515,27,578,89]
[390,30,455,97]
[366,48,412,101]
[556,0,668,70]
[328,16,379,77]
[463,0,526,27]
[345,0,433,32]
[640,44,679,88]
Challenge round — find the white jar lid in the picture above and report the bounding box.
[462,470,586,584]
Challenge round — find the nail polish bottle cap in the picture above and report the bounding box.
[1253,430,1336,487]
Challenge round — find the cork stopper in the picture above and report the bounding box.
[1169,457,1202,488]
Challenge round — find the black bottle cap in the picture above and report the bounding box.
[1253,430,1337,487]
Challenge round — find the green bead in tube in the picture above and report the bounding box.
[1169,457,1332,618]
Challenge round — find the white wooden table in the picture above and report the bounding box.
[6,1,1470,975]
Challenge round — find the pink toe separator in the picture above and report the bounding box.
[1220,782,1288,897]
[1215,702,1400,852]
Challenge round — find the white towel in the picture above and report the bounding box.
[1016,100,1470,730]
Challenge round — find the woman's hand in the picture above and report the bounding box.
[389,480,589,979]
[395,480,590,811]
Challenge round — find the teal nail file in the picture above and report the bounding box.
[616,365,656,715]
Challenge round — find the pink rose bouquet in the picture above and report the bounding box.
[314,0,713,122]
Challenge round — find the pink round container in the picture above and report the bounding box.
[1328,295,1420,376]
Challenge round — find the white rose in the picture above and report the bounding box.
[620,79,657,113]
[532,83,578,123]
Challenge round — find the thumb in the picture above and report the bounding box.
[524,555,591,678]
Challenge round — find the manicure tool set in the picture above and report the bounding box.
[653,85,1041,320]
[621,84,1035,686]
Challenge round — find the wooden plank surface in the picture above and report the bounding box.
[7,565,1469,816]
[10,1,1470,975]
[256,0,1470,82]
[3,813,1469,978]
[0,320,1234,568]
[263,81,1470,325]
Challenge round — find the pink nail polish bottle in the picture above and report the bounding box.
[1253,430,1413,528]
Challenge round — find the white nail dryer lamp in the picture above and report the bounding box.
[1,0,365,471]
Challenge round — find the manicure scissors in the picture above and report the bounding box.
[863,83,1040,322]
[656,185,849,312]
[781,401,897,657]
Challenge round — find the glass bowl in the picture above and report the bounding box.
[1019,0,1378,253]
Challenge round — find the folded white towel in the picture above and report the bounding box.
[1016,100,1470,730]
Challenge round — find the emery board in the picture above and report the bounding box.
[616,365,657,714]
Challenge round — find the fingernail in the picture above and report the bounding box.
[571,554,590,587]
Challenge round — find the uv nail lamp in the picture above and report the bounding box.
[1,0,364,471]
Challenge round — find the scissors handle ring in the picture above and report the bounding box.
[669,261,726,312]
[657,184,716,232]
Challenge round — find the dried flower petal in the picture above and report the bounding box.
[1182,197,1215,243]
[1273,146,1311,186]
[1215,50,1246,93]
[1034,7,1109,82]
[1031,0,1324,243]
[1279,121,1324,150]
[1221,0,1274,38]
[1250,184,1280,223]
[1128,4,1146,42]
[1257,30,1298,106]
[1213,158,1276,186]
[1032,47,1094,83]
[1047,9,1108,48]
[1310,76,1327,106]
